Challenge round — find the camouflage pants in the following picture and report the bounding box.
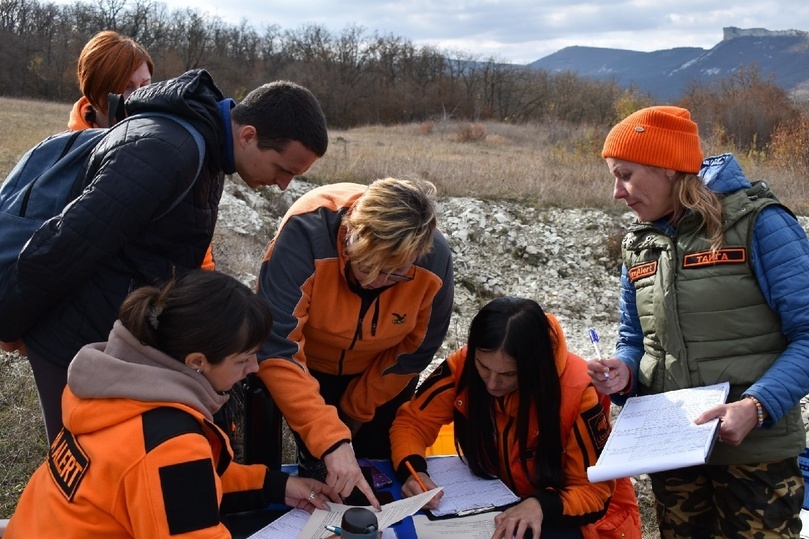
[649,458,803,538]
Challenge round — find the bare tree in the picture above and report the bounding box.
[681,64,797,151]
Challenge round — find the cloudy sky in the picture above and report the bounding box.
[142,0,808,64]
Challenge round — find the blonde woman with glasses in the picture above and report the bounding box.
[256,178,454,506]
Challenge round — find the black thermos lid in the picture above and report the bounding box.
[341,507,379,538]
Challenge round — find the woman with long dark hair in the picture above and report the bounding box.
[391,297,640,539]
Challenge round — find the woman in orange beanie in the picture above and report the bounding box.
[587,105,809,538]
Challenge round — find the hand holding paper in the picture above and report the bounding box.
[587,382,730,482]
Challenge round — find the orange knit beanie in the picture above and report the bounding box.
[601,106,703,173]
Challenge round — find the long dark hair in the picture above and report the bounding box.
[457,296,563,490]
[119,270,273,364]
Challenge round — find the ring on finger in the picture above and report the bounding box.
[308,491,316,501]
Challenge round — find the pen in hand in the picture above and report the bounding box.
[588,327,609,380]
[404,460,429,493]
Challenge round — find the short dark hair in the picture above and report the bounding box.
[458,296,564,490]
[119,270,273,364]
[231,80,328,157]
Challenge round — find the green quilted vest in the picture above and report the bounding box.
[622,181,804,464]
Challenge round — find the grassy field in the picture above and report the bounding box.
[1,95,806,534]
[0,98,72,519]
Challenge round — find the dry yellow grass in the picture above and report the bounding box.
[301,119,809,218]
[2,96,806,214]
[309,121,617,210]
[0,98,72,178]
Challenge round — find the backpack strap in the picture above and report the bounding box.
[18,131,84,216]
[123,112,207,220]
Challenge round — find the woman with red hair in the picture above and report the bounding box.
[68,30,153,129]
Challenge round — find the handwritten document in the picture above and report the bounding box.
[412,511,498,538]
[247,508,310,539]
[426,456,520,518]
[587,382,730,482]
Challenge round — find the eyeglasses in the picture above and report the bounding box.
[380,270,414,284]
[349,261,415,283]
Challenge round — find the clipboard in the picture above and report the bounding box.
[586,382,729,482]
[425,501,515,520]
[421,456,521,520]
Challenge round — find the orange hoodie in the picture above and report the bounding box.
[68,96,97,130]
[6,323,286,538]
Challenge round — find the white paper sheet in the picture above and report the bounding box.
[247,508,310,539]
[426,456,520,517]
[587,382,730,482]
[247,507,400,539]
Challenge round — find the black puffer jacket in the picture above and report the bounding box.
[3,69,227,366]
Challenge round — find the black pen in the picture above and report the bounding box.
[325,524,342,535]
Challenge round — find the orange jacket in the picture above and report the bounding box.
[68,96,97,130]
[6,397,283,538]
[201,244,216,270]
[6,324,286,538]
[390,314,641,539]
[257,183,454,458]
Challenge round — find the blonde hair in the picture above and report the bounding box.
[344,177,437,284]
[670,172,724,252]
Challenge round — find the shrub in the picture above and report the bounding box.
[455,123,486,142]
[770,114,809,173]
[418,120,436,135]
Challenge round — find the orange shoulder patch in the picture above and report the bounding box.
[47,428,89,501]
[628,261,657,283]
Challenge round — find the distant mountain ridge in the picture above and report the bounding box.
[529,27,809,100]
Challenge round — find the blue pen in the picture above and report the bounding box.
[325,524,342,535]
[588,328,609,380]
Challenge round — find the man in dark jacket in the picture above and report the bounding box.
[0,69,328,443]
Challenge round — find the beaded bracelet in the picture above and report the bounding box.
[744,395,765,428]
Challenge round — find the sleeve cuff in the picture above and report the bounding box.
[616,369,633,396]
[530,491,563,526]
[320,439,351,460]
[264,469,290,504]
[395,455,428,484]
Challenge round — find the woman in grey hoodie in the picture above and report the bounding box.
[6,270,336,538]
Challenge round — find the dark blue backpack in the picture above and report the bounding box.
[0,112,205,284]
